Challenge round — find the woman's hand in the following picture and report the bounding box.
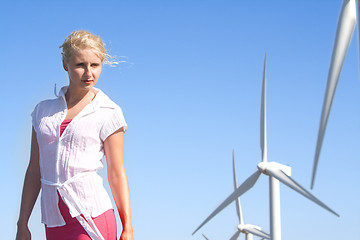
[120,227,134,240]
[15,224,31,240]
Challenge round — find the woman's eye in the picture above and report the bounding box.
[91,63,100,67]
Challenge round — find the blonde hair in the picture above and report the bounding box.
[59,30,117,65]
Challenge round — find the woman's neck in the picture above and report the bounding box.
[65,86,95,109]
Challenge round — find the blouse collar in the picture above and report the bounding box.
[58,86,117,116]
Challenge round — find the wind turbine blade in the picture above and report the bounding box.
[260,53,268,163]
[245,227,270,239]
[311,0,356,189]
[232,150,244,225]
[266,166,339,217]
[229,230,241,240]
[192,170,262,235]
[202,234,210,240]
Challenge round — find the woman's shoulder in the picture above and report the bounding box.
[31,96,63,128]
[95,88,123,111]
[33,97,61,111]
[31,96,64,121]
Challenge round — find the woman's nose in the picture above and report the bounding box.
[84,66,92,77]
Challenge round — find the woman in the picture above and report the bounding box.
[16,30,134,240]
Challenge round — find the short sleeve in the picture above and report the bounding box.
[100,107,128,142]
[31,103,39,132]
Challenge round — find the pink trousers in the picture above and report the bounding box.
[45,194,117,240]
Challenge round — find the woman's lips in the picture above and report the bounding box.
[82,80,93,84]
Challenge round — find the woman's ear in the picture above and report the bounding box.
[62,59,68,71]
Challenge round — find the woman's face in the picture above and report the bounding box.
[63,48,102,91]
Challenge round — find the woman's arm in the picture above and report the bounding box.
[104,129,134,240]
[16,127,41,240]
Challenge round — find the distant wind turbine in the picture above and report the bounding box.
[311,0,357,189]
[231,150,270,240]
[193,54,339,240]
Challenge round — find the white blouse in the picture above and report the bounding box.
[31,86,127,232]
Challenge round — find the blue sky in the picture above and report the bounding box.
[2,0,360,239]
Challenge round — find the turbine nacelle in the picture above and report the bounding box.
[236,223,270,239]
[257,161,291,177]
[237,224,262,233]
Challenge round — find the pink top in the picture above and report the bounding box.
[60,119,72,137]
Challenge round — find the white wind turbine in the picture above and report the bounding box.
[193,54,339,240]
[231,150,270,240]
[311,0,358,189]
